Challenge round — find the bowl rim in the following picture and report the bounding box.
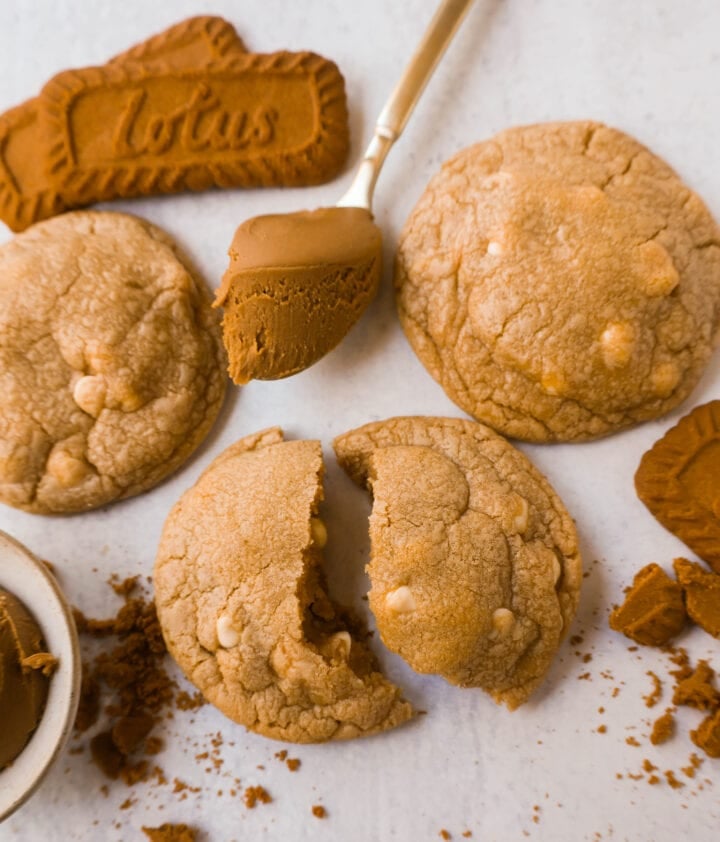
[0,529,81,823]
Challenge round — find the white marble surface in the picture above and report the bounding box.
[1,1,719,840]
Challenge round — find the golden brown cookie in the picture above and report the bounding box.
[635,401,720,572]
[396,121,720,442]
[0,210,226,513]
[0,16,247,232]
[334,416,582,710]
[154,428,413,743]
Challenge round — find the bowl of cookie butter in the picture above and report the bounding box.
[0,530,81,822]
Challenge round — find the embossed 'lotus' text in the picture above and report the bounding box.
[113,84,278,157]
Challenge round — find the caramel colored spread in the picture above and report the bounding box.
[674,557,720,638]
[0,587,54,769]
[215,207,382,383]
[608,563,687,645]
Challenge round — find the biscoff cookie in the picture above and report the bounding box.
[396,121,720,442]
[635,400,720,572]
[0,16,247,231]
[334,416,582,709]
[41,51,349,209]
[0,210,226,513]
[154,428,413,743]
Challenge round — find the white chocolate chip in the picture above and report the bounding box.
[551,555,562,586]
[310,517,327,549]
[600,322,635,369]
[511,496,529,534]
[541,371,566,396]
[46,449,91,488]
[216,614,240,648]
[330,631,351,659]
[72,375,107,417]
[492,608,515,634]
[650,361,681,397]
[385,585,416,614]
[487,240,503,255]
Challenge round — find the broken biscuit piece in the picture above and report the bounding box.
[635,401,720,572]
[334,416,582,710]
[673,557,720,638]
[609,563,687,646]
[154,427,413,743]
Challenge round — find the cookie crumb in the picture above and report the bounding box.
[664,770,684,789]
[286,757,301,772]
[643,671,663,708]
[439,831,451,840]
[142,824,197,842]
[650,709,675,745]
[312,805,327,819]
[244,785,272,809]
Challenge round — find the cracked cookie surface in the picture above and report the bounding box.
[334,416,582,709]
[396,121,720,441]
[0,210,226,513]
[154,428,413,743]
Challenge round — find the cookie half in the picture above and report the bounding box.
[0,211,226,513]
[396,121,720,441]
[334,416,582,709]
[154,428,413,743]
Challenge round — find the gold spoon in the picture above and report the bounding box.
[214,0,475,384]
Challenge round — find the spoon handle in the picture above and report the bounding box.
[337,0,475,210]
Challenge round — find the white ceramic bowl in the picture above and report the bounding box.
[0,530,81,822]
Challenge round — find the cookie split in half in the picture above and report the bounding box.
[155,418,581,735]
[154,428,414,743]
[334,417,582,710]
[0,210,227,513]
[396,121,720,441]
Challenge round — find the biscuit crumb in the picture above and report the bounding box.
[664,770,684,789]
[439,831,451,840]
[643,671,663,708]
[243,786,272,809]
[286,757,301,772]
[650,709,675,745]
[73,580,175,785]
[312,805,327,819]
[142,825,197,842]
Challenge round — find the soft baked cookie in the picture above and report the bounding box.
[154,428,413,743]
[334,416,582,709]
[0,211,226,513]
[396,121,720,441]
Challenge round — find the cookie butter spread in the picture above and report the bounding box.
[215,207,382,383]
[0,587,55,769]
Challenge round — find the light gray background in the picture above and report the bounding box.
[0,1,718,840]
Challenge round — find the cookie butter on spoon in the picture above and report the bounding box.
[215,0,475,383]
[0,588,55,769]
[214,207,381,383]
